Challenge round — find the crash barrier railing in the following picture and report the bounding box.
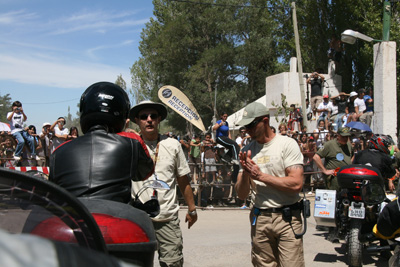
[1,156,46,168]
[186,160,326,208]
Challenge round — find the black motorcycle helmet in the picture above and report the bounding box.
[369,134,391,154]
[80,82,130,134]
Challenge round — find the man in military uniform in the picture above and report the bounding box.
[313,127,353,191]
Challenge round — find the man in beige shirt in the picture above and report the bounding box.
[130,101,197,267]
[235,102,304,267]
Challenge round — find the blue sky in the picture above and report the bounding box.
[0,0,154,130]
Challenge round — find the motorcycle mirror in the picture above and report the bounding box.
[143,179,170,190]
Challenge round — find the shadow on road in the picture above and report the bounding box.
[313,240,389,267]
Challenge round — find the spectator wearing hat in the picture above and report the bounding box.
[316,94,333,130]
[345,91,358,125]
[39,122,52,166]
[313,127,354,191]
[130,100,197,267]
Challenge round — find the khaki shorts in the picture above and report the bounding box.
[250,209,305,267]
[152,217,184,267]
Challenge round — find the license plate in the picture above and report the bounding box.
[348,202,365,219]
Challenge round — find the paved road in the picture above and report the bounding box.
[154,196,389,267]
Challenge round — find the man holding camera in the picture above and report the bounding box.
[235,102,305,267]
[307,70,325,120]
[50,117,69,153]
[7,101,40,162]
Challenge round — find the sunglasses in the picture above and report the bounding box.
[139,113,159,120]
[245,118,263,130]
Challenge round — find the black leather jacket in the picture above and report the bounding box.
[49,126,154,203]
[353,149,395,179]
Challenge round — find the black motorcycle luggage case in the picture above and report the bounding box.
[337,164,383,189]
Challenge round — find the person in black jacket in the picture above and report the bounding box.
[353,134,398,192]
[49,82,154,203]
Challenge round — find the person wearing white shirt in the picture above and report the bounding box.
[50,117,69,153]
[7,101,40,162]
[316,95,334,130]
[354,89,367,121]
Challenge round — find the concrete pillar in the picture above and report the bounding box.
[373,41,397,140]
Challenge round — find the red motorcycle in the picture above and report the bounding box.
[0,168,163,266]
[335,164,386,267]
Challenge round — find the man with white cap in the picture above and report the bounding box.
[130,100,197,267]
[38,122,52,166]
[235,102,304,267]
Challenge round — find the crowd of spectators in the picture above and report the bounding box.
[0,88,385,207]
[0,117,72,168]
[171,131,243,207]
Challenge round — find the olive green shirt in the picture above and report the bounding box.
[316,139,353,191]
[316,139,353,171]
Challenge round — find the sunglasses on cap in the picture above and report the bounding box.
[139,113,159,120]
[245,118,263,130]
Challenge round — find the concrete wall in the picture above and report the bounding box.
[228,57,342,132]
[373,41,397,141]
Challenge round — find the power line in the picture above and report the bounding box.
[169,0,272,9]
[23,98,80,105]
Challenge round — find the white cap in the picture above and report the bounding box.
[42,122,51,127]
[349,91,358,97]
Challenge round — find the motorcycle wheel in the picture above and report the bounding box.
[347,219,363,267]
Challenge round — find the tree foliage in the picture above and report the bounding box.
[131,0,400,133]
[115,74,127,90]
[0,94,12,123]
[132,0,284,133]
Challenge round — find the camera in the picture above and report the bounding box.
[16,107,21,111]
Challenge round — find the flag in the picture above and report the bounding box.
[158,85,206,132]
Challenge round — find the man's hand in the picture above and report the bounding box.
[239,150,262,180]
[323,169,335,176]
[185,213,197,229]
[388,180,395,193]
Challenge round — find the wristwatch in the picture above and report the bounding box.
[188,210,197,216]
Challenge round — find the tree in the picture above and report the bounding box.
[133,0,400,133]
[130,58,154,104]
[134,0,281,133]
[115,74,127,90]
[65,104,81,135]
[0,93,12,123]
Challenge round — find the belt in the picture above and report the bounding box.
[256,201,303,214]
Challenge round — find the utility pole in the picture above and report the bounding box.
[382,0,391,41]
[292,1,308,129]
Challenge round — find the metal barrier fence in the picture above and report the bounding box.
[186,161,326,208]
